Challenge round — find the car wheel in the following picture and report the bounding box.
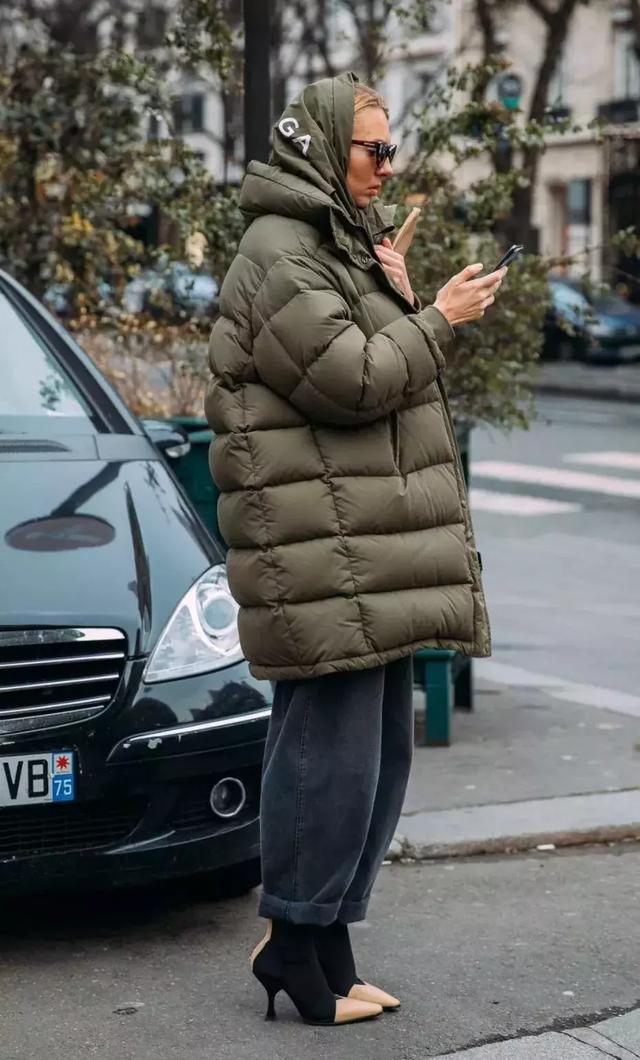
[189,856,262,900]
[557,338,575,362]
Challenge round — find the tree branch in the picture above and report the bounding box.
[527,0,580,123]
[526,0,554,26]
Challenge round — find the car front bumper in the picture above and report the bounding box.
[0,659,272,895]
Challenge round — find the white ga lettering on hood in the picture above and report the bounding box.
[277,116,311,157]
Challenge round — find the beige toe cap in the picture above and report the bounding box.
[334,997,383,1023]
[348,982,401,1010]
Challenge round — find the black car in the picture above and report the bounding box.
[543,278,640,364]
[0,269,271,896]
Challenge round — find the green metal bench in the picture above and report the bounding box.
[413,648,473,747]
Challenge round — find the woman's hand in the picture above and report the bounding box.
[434,263,507,327]
[374,237,414,303]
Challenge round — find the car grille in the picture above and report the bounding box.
[0,796,146,859]
[0,628,127,733]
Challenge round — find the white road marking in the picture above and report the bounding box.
[476,660,640,718]
[470,488,581,516]
[471,460,640,499]
[563,450,640,471]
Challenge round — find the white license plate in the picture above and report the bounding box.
[0,751,75,807]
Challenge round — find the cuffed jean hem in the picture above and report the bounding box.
[258,890,370,926]
[336,897,370,924]
[258,890,344,926]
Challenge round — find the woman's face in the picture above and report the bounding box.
[346,106,394,208]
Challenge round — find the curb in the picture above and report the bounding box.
[389,789,640,861]
[529,381,640,405]
[391,821,640,860]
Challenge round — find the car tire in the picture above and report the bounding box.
[557,338,575,362]
[189,856,262,900]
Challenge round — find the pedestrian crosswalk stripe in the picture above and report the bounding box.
[470,488,581,516]
[471,460,640,499]
[563,450,640,471]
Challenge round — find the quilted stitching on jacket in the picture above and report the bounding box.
[204,72,491,679]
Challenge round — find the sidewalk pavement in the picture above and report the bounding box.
[392,675,640,1055]
[438,1007,640,1058]
[391,673,640,860]
[524,360,640,403]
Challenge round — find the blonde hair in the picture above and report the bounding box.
[353,83,389,118]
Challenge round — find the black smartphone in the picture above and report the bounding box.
[494,244,524,270]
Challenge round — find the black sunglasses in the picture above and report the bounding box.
[351,139,398,167]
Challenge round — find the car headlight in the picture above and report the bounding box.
[590,320,616,339]
[144,566,242,683]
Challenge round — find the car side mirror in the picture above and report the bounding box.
[142,419,191,459]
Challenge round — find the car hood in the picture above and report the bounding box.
[595,309,640,334]
[0,444,221,656]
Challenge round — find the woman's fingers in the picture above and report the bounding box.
[454,263,484,283]
[375,246,404,267]
[375,245,412,299]
[469,269,505,292]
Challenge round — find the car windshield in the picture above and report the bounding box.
[0,290,97,435]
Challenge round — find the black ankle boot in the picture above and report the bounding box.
[313,921,363,996]
[250,918,382,1026]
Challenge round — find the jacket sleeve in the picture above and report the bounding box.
[251,254,454,427]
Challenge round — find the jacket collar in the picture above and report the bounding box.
[240,161,397,270]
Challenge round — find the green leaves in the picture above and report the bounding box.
[0,28,237,339]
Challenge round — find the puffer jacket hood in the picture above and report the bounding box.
[240,71,395,250]
[205,76,492,681]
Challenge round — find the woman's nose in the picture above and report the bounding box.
[378,157,394,178]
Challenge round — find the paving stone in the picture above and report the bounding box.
[592,1011,640,1057]
[566,1025,640,1058]
[436,1030,603,1058]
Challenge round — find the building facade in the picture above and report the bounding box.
[454,0,640,285]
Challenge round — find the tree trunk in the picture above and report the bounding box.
[244,0,272,166]
[471,0,581,242]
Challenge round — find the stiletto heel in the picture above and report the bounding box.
[250,918,383,1026]
[253,969,280,1019]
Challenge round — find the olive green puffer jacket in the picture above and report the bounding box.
[205,72,491,680]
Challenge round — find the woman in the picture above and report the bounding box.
[205,72,503,1027]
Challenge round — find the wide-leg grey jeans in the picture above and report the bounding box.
[257,656,414,926]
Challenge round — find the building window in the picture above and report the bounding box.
[172,93,205,135]
[402,64,436,117]
[137,7,167,51]
[547,50,567,109]
[567,179,591,225]
[148,113,161,140]
[613,29,640,99]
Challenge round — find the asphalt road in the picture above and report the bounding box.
[2,391,639,1058]
[470,393,640,702]
[1,845,639,1059]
